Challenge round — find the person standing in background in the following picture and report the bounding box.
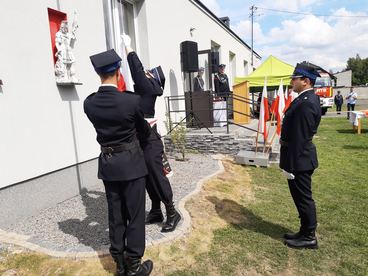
[193,67,205,92]
[334,90,343,114]
[346,87,357,119]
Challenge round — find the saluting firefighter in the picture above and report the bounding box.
[122,34,181,232]
[280,62,322,249]
[84,49,153,275]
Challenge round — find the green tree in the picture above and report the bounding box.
[346,54,368,85]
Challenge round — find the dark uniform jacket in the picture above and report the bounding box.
[84,86,151,181]
[334,94,343,105]
[280,89,321,173]
[214,73,230,96]
[127,52,163,117]
[193,76,204,92]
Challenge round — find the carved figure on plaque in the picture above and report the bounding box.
[55,13,80,84]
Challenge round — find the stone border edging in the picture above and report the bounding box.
[0,156,225,259]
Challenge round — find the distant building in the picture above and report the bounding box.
[333,70,352,87]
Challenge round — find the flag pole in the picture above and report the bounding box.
[266,129,277,154]
[255,119,260,155]
[262,78,268,153]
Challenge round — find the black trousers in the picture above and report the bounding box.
[142,128,173,207]
[287,170,317,233]
[103,177,146,259]
[347,103,355,119]
[336,104,342,112]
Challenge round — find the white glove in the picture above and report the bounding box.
[121,33,131,48]
[282,170,295,180]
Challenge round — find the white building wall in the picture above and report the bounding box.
[0,0,259,189]
[0,0,106,188]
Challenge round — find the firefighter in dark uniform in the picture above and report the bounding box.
[280,62,321,249]
[122,34,181,232]
[214,64,230,98]
[84,49,153,275]
[214,64,233,118]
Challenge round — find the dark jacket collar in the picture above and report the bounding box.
[98,85,119,93]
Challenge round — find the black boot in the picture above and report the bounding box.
[284,231,318,249]
[126,257,153,276]
[114,255,126,276]
[161,202,181,232]
[145,209,164,224]
[283,231,302,240]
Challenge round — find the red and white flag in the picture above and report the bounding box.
[284,89,293,112]
[270,89,278,115]
[276,80,285,135]
[259,79,270,141]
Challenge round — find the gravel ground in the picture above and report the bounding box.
[5,154,219,253]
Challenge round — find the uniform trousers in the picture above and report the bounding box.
[347,103,355,119]
[287,170,317,233]
[103,177,146,259]
[142,127,173,206]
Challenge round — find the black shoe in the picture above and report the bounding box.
[161,203,181,232]
[283,231,302,240]
[114,255,126,276]
[145,209,164,224]
[126,257,153,276]
[284,233,318,249]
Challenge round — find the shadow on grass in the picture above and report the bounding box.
[207,196,291,241]
[342,144,368,150]
[336,129,368,134]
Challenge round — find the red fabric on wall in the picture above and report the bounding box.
[47,8,67,64]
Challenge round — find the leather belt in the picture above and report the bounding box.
[101,140,139,155]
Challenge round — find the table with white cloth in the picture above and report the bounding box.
[349,110,368,134]
[213,100,227,127]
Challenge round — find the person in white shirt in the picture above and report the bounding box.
[346,87,357,119]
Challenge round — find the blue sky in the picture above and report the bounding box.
[201,0,368,71]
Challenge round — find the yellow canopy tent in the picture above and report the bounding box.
[235,55,294,87]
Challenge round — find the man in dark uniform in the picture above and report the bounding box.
[280,62,321,249]
[84,49,153,275]
[214,64,233,118]
[214,64,230,98]
[334,90,343,114]
[122,34,181,233]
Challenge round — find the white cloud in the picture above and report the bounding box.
[199,0,221,15]
[232,8,368,71]
[258,0,321,11]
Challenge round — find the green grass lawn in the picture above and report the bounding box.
[169,117,368,275]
